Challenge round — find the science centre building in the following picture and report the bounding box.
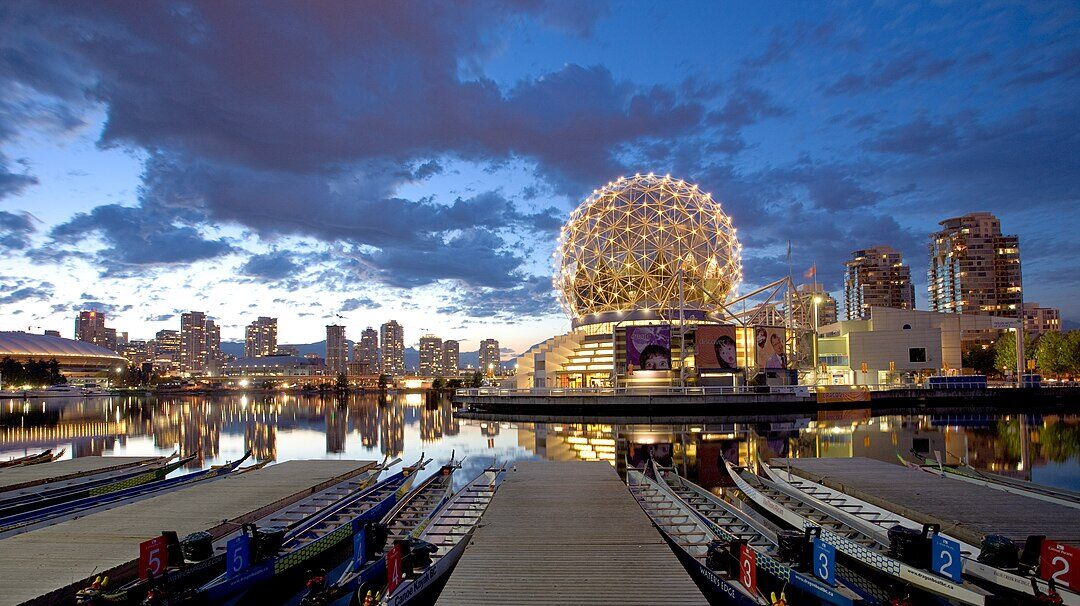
[516,173,804,390]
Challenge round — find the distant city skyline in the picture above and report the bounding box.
[0,3,1077,351]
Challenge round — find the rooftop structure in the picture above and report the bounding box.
[555,173,741,328]
[0,331,126,376]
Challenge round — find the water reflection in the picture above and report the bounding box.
[1,395,1077,491]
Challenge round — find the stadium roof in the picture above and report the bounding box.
[0,332,125,361]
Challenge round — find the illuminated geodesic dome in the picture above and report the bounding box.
[554,174,742,322]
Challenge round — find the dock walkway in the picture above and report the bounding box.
[436,461,707,605]
[0,456,159,492]
[775,457,1080,547]
[0,459,373,606]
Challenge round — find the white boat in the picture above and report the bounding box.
[26,385,85,398]
[762,459,1080,605]
[381,463,508,605]
[724,458,992,605]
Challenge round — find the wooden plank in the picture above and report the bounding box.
[0,459,374,606]
[436,461,707,605]
[774,457,1080,547]
[0,456,160,492]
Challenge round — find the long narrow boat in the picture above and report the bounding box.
[648,460,868,600]
[628,465,765,605]
[651,461,879,606]
[764,459,1079,605]
[0,452,179,506]
[381,463,508,606]
[0,452,195,517]
[724,458,991,606]
[902,452,1080,511]
[189,458,430,605]
[0,453,160,493]
[0,449,54,468]
[300,458,462,606]
[0,452,253,537]
[75,458,404,606]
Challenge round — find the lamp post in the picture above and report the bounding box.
[812,295,822,384]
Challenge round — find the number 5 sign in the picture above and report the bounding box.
[139,536,169,580]
[739,543,757,593]
[1041,540,1080,590]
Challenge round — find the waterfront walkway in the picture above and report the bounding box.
[436,461,707,605]
[1,459,374,606]
[0,456,159,492]
[776,457,1080,547]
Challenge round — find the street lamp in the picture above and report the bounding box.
[812,296,822,384]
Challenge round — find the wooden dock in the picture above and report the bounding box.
[775,457,1080,547]
[0,459,374,606]
[0,456,159,492]
[436,461,707,605]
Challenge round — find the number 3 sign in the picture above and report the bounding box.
[739,543,757,593]
[138,536,169,580]
[1041,540,1079,590]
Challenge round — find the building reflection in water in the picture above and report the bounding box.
[1,394,1077,492]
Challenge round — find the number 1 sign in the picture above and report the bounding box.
[1041,540,1079,590]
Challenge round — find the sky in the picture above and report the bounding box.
[0,1,1078,354]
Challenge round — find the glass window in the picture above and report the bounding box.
[909,348,927,363]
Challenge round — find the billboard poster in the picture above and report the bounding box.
[626,325,671,371]
[696,324,738,370]
[627,443,674,470]
[754,326,788,369]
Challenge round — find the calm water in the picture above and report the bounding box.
[2,393,1078,491]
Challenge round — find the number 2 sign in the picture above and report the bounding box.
[932,534,963,582]
[1041,540,1080,590]
[138,536,169,580]
[739,543,757,593]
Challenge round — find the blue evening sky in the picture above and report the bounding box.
[0,1,1077,353]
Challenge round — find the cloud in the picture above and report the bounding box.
[706,87,790,135]
[0,284,52,305]
[863,115,969,155]
[340,297,379,312]
[238,250,300,281]
[0,210,35,249]
[359,229,525,288]
[824,50,954,96]
[437,275,560,319]
[48,201,233,275]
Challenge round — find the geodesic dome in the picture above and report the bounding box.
[554,174,742,321]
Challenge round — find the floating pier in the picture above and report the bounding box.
[0,456,160,493]
[773,457,1080,547]
[0,459,374,606]
[436,461,707,605]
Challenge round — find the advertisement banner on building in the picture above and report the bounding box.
[696,325,739,370]
[626,325,671,371]
[754,326,788,369]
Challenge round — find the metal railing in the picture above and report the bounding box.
[455,385,814,398]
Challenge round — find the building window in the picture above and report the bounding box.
[909,348,927,363]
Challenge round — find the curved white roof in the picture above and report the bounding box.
[0,332,125,360]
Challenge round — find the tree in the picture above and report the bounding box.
[962,346,996,376]
[469,371,483,388]
[994,332,1036,373]
[336,372,350,391]
[378,374,389,391]
[1035,332,1068,376]
[431,377,444,390]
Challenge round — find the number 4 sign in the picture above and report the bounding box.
[138,536,169,580]
[1041,540,1080,590]
[739,543,757,593]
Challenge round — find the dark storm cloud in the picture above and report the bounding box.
[705,87,790,135]
[49,202,233,274]
[360,229,524,289]
[238,250,301,282]
[0,210,35,249]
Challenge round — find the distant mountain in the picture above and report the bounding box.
[220,341,504,371]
